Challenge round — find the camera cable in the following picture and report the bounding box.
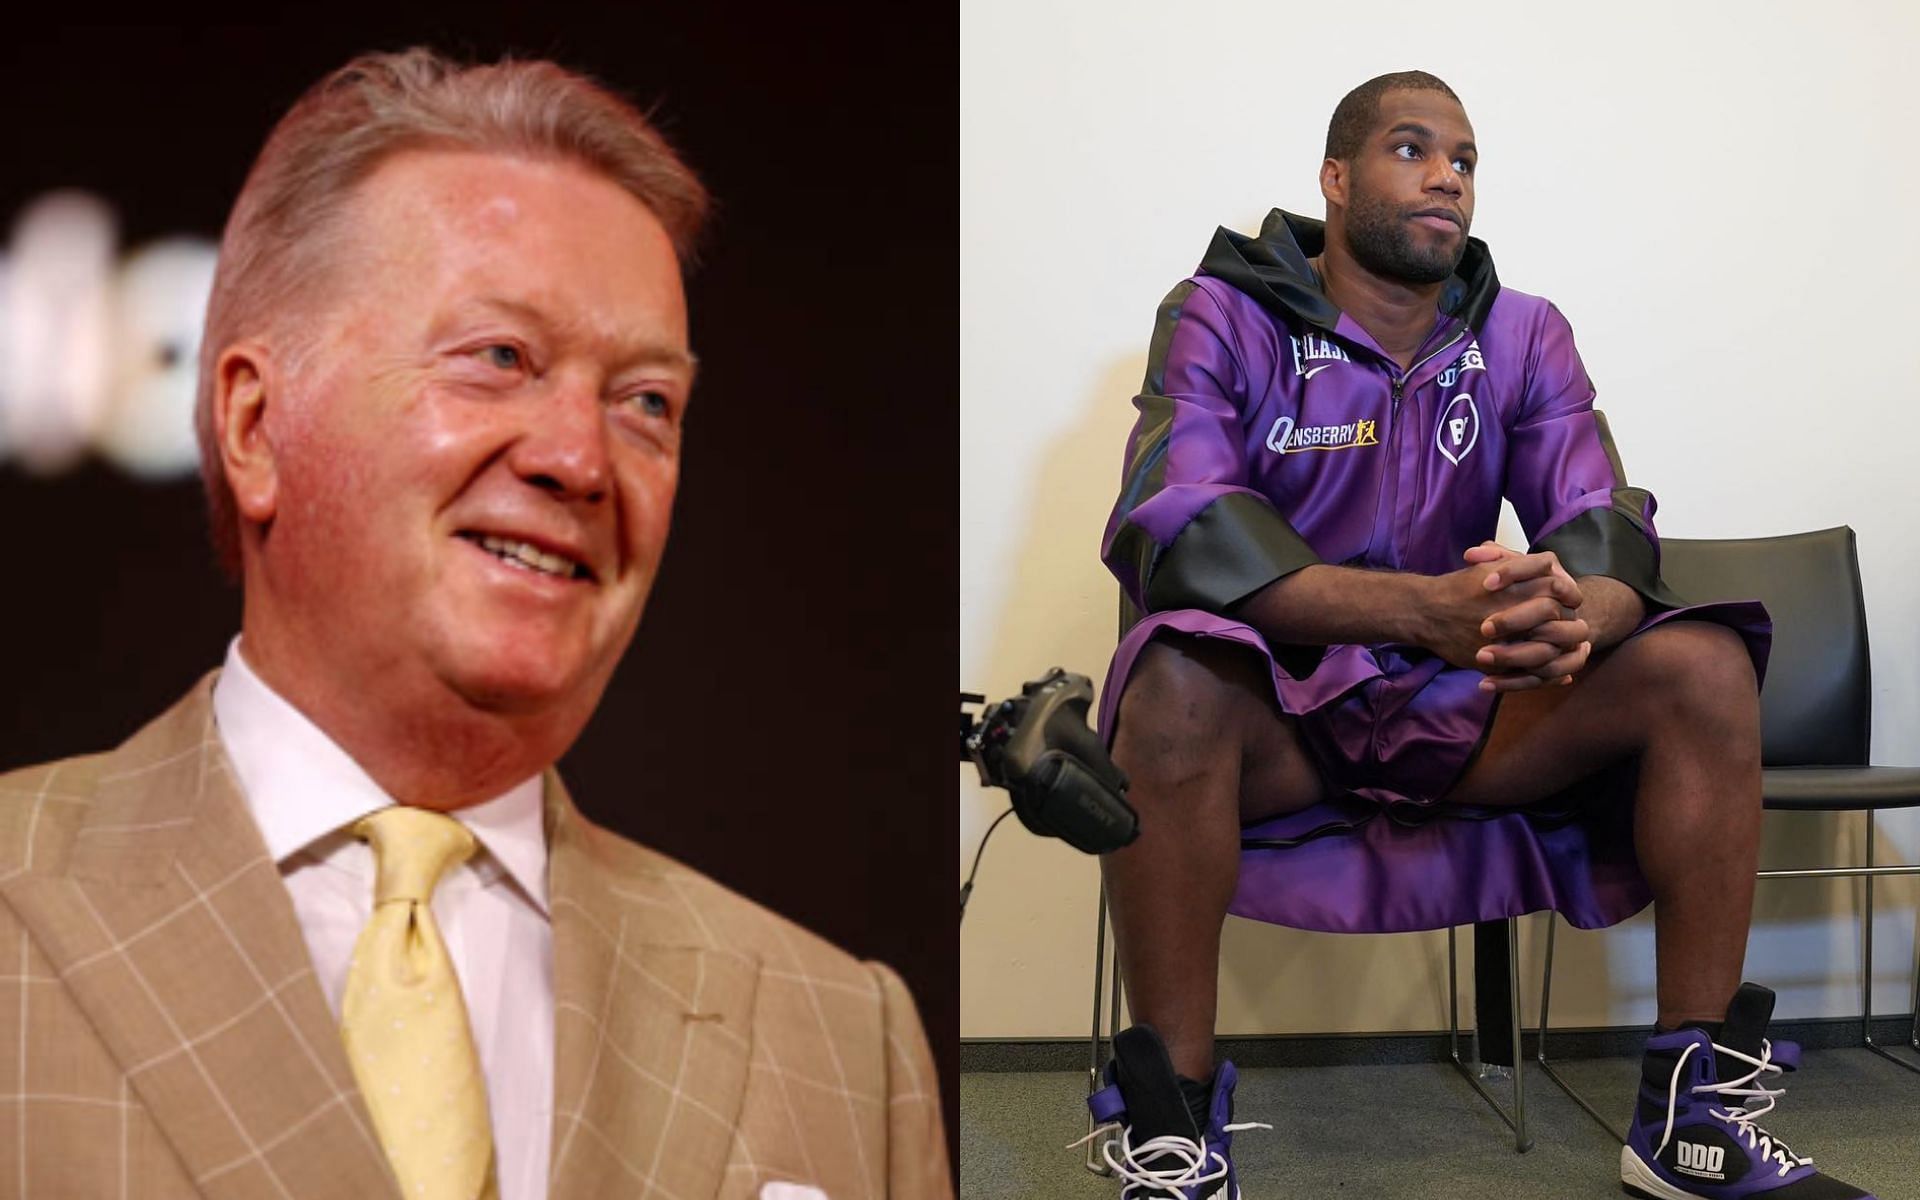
[958,806,1016,924]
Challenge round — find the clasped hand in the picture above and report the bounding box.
[1426,543,1592,692]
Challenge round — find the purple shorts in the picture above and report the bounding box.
[1096,601,1770,933]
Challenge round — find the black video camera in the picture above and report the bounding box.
[960,668,1137,855]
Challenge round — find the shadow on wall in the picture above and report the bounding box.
[964,354,1147,1029]
[973,353,1147,701]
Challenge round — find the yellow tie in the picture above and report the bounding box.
[340,807,498,1200]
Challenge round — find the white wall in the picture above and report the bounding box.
[961,0,1920,1040]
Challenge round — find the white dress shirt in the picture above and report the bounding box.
[211,639,554,1200]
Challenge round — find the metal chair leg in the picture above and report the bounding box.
[1535,911,1627,1143]
[1909,918,1920,1055]
[1909,889,1920,1054]
[1858,817,1920,1074]
[1446,919,1533,1152]
[1085,886,1119,1175]
[1863,817,1874,1044]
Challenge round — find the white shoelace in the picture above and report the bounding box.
[1654,1038,1812,1179]
[1069,1119,1272,1198]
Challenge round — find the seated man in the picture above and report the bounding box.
[1091,70,1870,1200]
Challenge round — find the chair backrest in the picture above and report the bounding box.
[1658,527,1869,767]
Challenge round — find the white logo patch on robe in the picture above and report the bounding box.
[1437,393,1480,465]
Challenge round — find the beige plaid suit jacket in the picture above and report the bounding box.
[0,677,951,1199]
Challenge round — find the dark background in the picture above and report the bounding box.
[0,5,958,1164]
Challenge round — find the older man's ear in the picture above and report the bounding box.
[213,342,281,528]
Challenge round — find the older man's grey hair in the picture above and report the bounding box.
[194,47,710,578]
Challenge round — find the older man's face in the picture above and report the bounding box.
[261,149,691,720]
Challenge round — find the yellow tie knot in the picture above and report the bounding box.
[355,806,476,907]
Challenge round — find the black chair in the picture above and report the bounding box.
[1536,526,1920,1142]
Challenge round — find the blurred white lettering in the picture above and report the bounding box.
[0,190,216,478]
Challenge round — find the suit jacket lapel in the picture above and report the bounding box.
[0,680,398,1200]
[546,780,759,1200]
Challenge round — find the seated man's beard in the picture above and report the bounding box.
[1343,192,1467,285]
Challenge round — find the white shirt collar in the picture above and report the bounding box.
[210,637,549,915]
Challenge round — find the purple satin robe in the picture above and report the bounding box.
[1097,210,1768,932]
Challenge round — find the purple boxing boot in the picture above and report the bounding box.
[1080,1024,1268,1199]
[1621,983,1874,1199]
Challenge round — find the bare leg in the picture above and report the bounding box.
[1444,621,1762,1027]
[1103,634,1325,1080]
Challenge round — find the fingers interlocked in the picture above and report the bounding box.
[1467,546,1591,691]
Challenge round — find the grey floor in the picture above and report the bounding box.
[961,1049,1920,1198]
